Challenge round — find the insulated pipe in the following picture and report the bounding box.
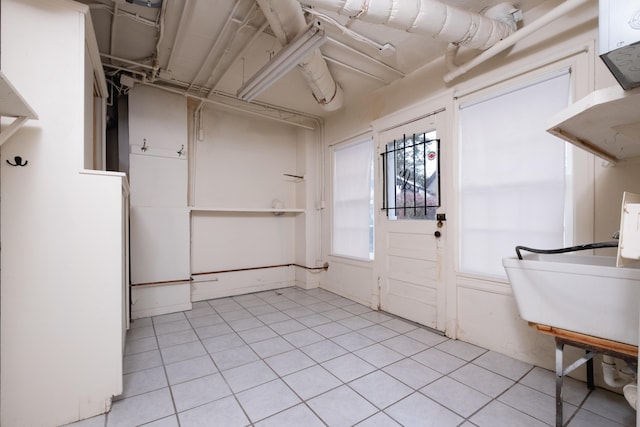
[256,0,344,111]
[444,0,590,82]
[297,0,520,51]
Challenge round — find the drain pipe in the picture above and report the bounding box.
[602,355,635,388]
[444,0,590,82]
[256,0,344,111]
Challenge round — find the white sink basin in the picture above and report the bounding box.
[503,253,640,346]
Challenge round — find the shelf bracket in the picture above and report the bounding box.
[0,116,30,147]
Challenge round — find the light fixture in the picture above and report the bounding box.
[237,21,327,102]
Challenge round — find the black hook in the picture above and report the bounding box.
[6,156,28,167]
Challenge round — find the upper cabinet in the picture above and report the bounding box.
[547,85,640,163]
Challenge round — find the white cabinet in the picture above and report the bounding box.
[128,85,191,318]
[1,1,126,426]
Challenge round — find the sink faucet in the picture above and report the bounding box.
[612,230,620,240]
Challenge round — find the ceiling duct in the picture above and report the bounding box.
[297,0,521,50]
[255,0,344,111]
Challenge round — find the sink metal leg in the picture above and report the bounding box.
[556,340,564,427]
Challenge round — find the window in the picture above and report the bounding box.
[382,131,440,220]
[459,71,571,277]
[333,138,374,260]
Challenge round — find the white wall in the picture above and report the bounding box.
[319,0,637,380]
[189,105,320,299]
[1,1,125,425]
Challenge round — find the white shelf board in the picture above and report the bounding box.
[190,207,305,214]
[0,70,38,146]
[547,85,640,163]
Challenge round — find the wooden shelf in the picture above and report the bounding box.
[547,85,640,163]
[0,70,38,146]
[190,207,305,214]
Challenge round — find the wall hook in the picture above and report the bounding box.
[141,138,148,152]
[6,156,28,167]
[177,144,184,157]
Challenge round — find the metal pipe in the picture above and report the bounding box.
[327,37,404,77]
[100,53,155,70]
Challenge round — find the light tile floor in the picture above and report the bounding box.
[66,287,636,427]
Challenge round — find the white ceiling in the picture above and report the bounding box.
[81,0,548,118]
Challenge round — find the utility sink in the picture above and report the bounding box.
[503,253,640,346]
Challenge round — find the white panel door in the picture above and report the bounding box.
[377,113,447,331]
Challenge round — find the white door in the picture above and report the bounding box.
[377,113,447,331]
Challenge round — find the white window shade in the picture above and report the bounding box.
[459,71,571,277]
[333,139,373,259]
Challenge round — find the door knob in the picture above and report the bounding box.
[434,231,441,238]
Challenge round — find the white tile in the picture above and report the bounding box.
[582,388,636,426]
[338,316,375,330]
[308,385,378,427]
[236,379,301,423]
[380,318,418,334]
[156,329,198,348]
[256,311,291,324]
[355,412,401,426]
[123,349,163,374]
[435,339,486,361]
[124,336,158,356]
[350,371,413,409]
[322,353,376,382]
[405,329,448,347]
[470,400,548,427]
[170,373,232,412]
[449,364,514,398]
[250,336,295,358]
[194,323,233,340]
[519,366,589,406]
[498,383,577,426]
[165,354,217,385]
[121,366,168,398]
[354,344,404,368]
[152,312,186,325]
[300,339,349,363]
[272,300,302,311]
[312,321,352,338]
[265,349,316,376]
[238,325,278,343]
[139,415,179,427]
[247,304,280,316]
[342,304,372,315]
[567,408,627,427]
[106,388,174,427]
[129,317,152,329]
[473,350,533,380]
[269,319,307,335]
[254,403,325,427]
[359,311,394,323]
[381,335,428,356]
[160,340,207,365]
[321,308,354,321]
[283,329,325,347]
[385,392,463,427]
[219,308,253,321]
[282,306,316,318]
[296,313,332,327]
[420,376,492,418]
[283,365,342,400]
[202,332,245,354]
[358,325,399,341]
[383,358,442,389]
[411,348,466,375]
[221,360,278,393]
[178,395,249,427]
[186,313,223,328]
[126,326,155,342]
[62,415,105,427]
[211,300,243,312]
[210,344,259,371]
[308,302,338,313]
[228,316,265,332]
[184,306,216,320]
[331,331,375,351]
[154,319,192,336]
